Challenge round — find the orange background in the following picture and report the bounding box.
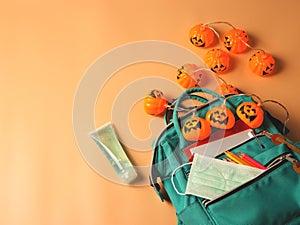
[1,1,300,225]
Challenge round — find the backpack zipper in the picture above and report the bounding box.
[202,153,293,207]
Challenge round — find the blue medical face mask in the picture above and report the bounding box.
[171,153,264,200]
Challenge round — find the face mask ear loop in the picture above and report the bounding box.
[170,162,192,196]
[261,100,290,136]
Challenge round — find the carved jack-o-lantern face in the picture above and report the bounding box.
[223,29,249,54]
[249,51,275,76]
[204,49,230,74]
[149,89,163,98]
[177,64,200,89]
[220,83,239,95]
[236,102,264,128]
[189,24,215,48]
[182,116,211,142]
[144,89,168,116]
[206,106,235,129]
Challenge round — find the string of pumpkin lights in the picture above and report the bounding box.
[144,88,290,142]
[189,21,276,76]
[143,21,288,142]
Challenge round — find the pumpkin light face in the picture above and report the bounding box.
[220,83,239,95]
[206,106,235,129]
[223,29,249,54]
[189,24,215,48]
[204,49,230,74]
[249,51,275,76]
[177,64,199,89]
[236,102,264,128]
[182,117,211,142]
[144,89,168,116]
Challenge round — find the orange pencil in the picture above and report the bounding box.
[224,151,252,166]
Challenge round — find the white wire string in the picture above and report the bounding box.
[225,93,289,136]
[261,99,290,135]
[203,21,266,54]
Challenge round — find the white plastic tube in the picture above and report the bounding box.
[89,122,137,184]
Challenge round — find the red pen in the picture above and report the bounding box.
[238,152,267,170]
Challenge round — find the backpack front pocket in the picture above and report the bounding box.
[204,156,300,225]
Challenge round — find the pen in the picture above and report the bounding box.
[238,152,267,170]
[224,151,252,166]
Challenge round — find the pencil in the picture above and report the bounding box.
[238,152,267,170]
[224,151,252,166]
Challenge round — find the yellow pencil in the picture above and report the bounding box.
[224,151,252,166]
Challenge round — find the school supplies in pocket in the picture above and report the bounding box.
[171,153,264,200]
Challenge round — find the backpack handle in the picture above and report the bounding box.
[163,93,209,124]
[172,87,223,147]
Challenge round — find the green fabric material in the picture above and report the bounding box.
[206,158,300,225]
[151,88,300,225]
[177,201,214,225]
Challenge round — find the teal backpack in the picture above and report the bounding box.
[150,87,300,225]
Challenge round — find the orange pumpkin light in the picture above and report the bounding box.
[223,29,249,54]
[144,89,168,116]
[220,83,239,95]
[236,102,264,128]
[182,116,211,142]
[249,50,276,76]
[204,49,230,74]
[189,24,215,48]
[206,106,235,129]
[177,64,199,89]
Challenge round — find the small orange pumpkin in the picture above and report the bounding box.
[204,49,230,74]
[144,90,168,116]
[249,50,276,76]
[223,29,249,54]
[220,83,239,95]
[236,102,264,128]
[177,64,199,89]
[206,106,235,129]
[189,24,215,48]
[182,116,211,142]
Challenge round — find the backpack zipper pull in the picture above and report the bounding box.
[263,131,300,156]
[285,155,300,174]
[266,154,286,169]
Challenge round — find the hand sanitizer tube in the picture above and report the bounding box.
[89,122,137,184]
